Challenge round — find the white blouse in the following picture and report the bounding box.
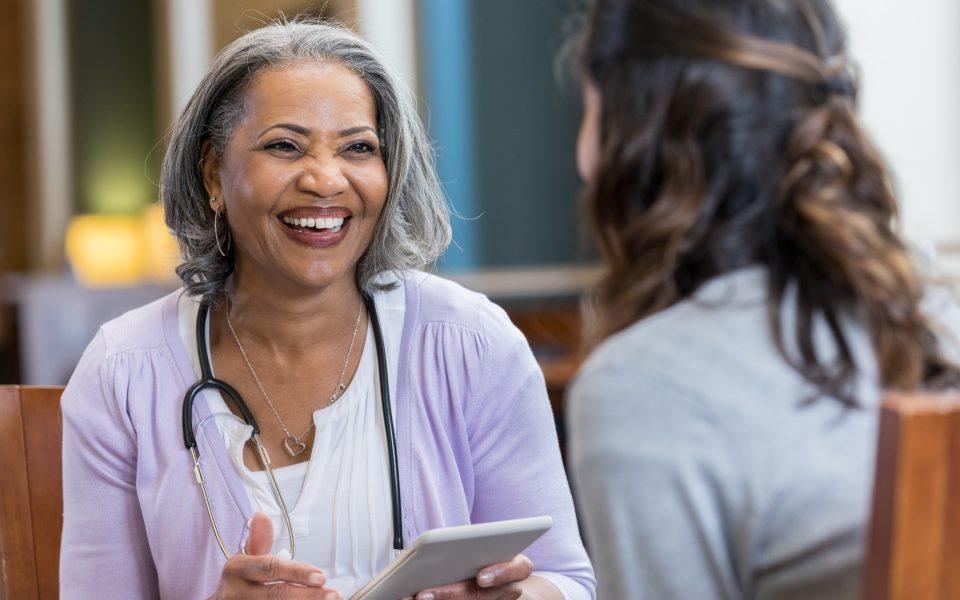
[178,283,404,596]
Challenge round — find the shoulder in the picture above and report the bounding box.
[402,270,520,342]
[64,288,183,395]
[63,289,183,409]
[96,289,183,358]
[567,300,757,488]
[570,333,717,430]
[398,271,539,412]
[62,289,184,430]
[578,268,779,390]
[570,268,793,438]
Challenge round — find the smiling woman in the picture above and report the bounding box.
[164,22,449,301]
[58,19,595,600]
[200,61,390,293]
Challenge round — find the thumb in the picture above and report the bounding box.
[244,511,275,556]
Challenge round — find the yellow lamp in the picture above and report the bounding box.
[141,203,181,283]
[66,205,184,286]
[66,215,145,286]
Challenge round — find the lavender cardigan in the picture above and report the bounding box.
[60,272,595,599]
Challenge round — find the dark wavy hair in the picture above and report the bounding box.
[579,0,959,401]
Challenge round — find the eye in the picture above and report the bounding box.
[342,141,377,157]
[263,140,302,155]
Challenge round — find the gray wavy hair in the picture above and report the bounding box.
[160,19,451,300]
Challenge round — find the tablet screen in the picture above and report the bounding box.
[350,516,553,600]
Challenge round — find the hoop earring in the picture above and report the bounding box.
[213,206,231,257]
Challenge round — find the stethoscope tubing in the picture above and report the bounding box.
[363,292,404,551]
[182,293,404,559]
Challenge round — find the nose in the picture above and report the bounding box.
[296,153,348,198]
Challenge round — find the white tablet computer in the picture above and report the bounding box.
[349,516,553,600]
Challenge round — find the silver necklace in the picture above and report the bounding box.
[224,296,363,457]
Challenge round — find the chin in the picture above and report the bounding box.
[288,263,357,291]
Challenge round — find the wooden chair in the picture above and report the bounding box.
[863,392,960,600]
[0,386,64,599]
[2,385,956,600]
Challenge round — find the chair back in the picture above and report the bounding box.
[863,392,960,600]
[0,386,64,599]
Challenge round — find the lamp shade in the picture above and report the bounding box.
[65,214,146,286]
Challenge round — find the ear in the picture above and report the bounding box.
[200,139,223,209]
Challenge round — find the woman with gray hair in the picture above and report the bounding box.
[59,20,594,600]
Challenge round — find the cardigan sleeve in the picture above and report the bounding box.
[464,302,596,600]
[60,329,160,598]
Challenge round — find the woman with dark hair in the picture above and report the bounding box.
[566,0,960,598]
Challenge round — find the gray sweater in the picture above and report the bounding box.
[567,267,960,599]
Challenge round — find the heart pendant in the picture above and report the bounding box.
[282,435,307,457]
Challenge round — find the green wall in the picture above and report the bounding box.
[71,0,159,214]
[469,0,584,266]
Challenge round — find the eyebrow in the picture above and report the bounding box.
[258,123,310,138]
[257,123,376,139]
[337,125,376,137]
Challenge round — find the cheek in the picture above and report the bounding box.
[223,172,257,210]
[219,148,272,212]
[353,164,389,218]
[576,119,598,183]
[577,84,602,182]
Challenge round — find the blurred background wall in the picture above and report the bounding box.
[0,0,958,390]
[0,0,590,388]
[833,0,960,261]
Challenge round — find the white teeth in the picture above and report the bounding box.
[282,215,346,230]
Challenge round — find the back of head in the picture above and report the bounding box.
[579,0,958,400]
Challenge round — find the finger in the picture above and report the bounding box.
[417,580,523,600]
[244,582,340,599]
[245,511,275,556]
[415,579,476,600]
[231,554,326,586]
[476,554,533,588]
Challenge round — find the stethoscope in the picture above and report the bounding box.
[182,292,403,559]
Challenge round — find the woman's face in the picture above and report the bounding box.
[576,80,601,183]
[203,61,388,293]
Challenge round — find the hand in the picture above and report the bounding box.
[400,554,534,600]
[209,511,342,599]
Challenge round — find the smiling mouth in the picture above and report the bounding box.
[279,215,351,234]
